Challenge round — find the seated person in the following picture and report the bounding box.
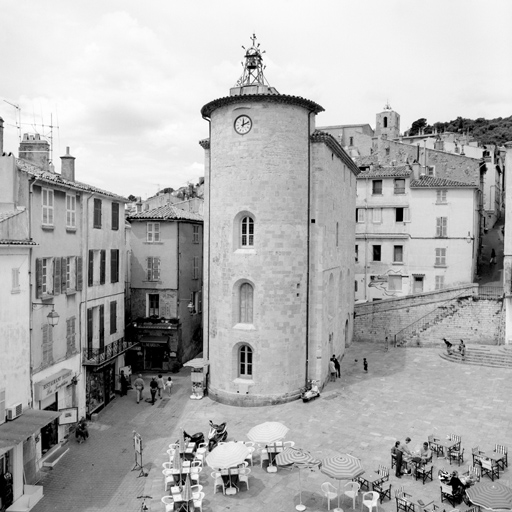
[419,442,432,463]
[447,471,466,501]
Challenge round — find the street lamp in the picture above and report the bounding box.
[187,301,196,315]
[32,303,60,327]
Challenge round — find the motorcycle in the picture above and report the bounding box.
[208,420,227,451]
[182,430,205,451]
[75,417,89,443]
[301,379,320,403]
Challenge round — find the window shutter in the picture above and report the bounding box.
[111,202,119,230]
[61,257,67,292]
[100,250,106,284]
[36,258,43,298]
[154,223,160,241]
[88,250,94,286]
[99,305,105,349]
[110,301,117,334]
[110,250,119,283]
[436,218,441,237]
[76,256,83,290]
[54,257,61,295]
[87,308,93,346]
[154,258,160,280]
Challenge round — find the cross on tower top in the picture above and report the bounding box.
[235,33,270,88]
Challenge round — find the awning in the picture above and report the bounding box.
[0,409,61,455]
[139,336,169,344]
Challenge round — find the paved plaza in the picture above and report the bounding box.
[32,342,512,512]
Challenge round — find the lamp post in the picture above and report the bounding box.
[32,303,60,327]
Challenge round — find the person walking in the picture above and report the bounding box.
[120,370,128,396]
[156,374,165,399]
[391,441,404,478]
[133,374,145,404]
[329,358,336,381]
[490,248,497,265]
[443,338,453,355]
[332,354,341,378]
[459,340,466,361]
[165,376,173,396]
[363,358,368,372]
[149,377,158,405]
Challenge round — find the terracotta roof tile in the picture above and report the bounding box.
[410,176,477,188]
[0,209,24,222]
[0,239,36,245]
[357,165,412,178]
[354,155,379,167]
[128,204,203,222]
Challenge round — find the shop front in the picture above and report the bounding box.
[85,363,116,417]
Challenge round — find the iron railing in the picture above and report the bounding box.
[477,285,504,299]
[82,338,139,366]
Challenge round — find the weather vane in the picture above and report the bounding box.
[235,33,270,88]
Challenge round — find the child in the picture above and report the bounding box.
[165,376,173,396]
[363,358,368,372]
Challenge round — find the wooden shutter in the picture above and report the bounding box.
[111,202,119,230]
[88,250,94,286]
[99,305,105,350]
[100,250,106,284]
[61,257,67,293]
[36,258,43,298]
[154,258,160,280]
[110,250,119,283]
[87,308,93,345]
[110,301,117,334]
[76,256,83,290]
[53,257,61,295]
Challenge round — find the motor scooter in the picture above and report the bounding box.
[207,420,227,451]
[182,430,205,451]
[75,417,89,443]
[301,379,320,402]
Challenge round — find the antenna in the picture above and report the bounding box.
[3,100,22,142]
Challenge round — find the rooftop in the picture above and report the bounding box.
[128,203,203,222]
[410,176,477,188]
[357,165,412,178]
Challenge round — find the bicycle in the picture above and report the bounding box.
[137,495,152,511]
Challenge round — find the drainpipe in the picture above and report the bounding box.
[363,176,369,301]
[305,112,313,386]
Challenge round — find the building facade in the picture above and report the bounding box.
[128,204,203,370]
[200,38,357,406]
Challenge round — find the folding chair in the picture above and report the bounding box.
[480,458,499,481]
[378,465,390,482]
[448,447,464,466]
[494,444,508,470]
[415,464,433,485]
[372,481,391,503]
[395,487,413,512]
[428,434,443,457]
[440,483,459,507]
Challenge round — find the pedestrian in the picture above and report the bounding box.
[391,441,404,477]
[329,358,337,381]
[459,339,466,361]
[443,338,453,355]
[332,354,341,378]
[165,376,173,396]
[149,377,158,405]
[133,374,145,404]
[490,248,496,265]
[363,358,368,372]
[120,370,128,396]
[156,374,165,398]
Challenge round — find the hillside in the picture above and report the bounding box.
[407,115,512,146]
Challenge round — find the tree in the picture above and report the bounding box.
[408,118,428,136]
[127,194,137,202]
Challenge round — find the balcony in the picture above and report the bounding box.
[82,338,139,367]
[134,316,180,331]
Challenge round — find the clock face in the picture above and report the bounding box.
[234,115,252,135]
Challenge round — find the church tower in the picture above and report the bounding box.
[375,102,400,140]
[200,36,357,406]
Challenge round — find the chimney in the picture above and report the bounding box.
[19,133,50,170]
[0,117,4,155]
[60,146,76,181]
[136,197,142,213]
[412,162,421,180]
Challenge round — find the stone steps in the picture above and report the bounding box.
[439,345,512,369]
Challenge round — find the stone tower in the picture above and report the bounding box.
[375,103,400,140]
[200,35,357,406]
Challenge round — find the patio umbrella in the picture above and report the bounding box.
[247,421,289,444]
[182,474,192,502]
[321,454,365,512]
[205,441,250,469]
[179,428,185,454]
[172,445,182,472]
[183,358,209,368]
[276,447,321,512]
[466,481,512,510]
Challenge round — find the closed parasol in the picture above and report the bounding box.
[247,422,289,444]
[182,474,192,502]
[276,447,320,512]
[466,481,512,510]
[321,454,365,512]
[205,441,250,469]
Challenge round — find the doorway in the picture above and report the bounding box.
[413,277,424,294]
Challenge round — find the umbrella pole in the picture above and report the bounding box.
[334,480,342,512]
[296,467,306,512]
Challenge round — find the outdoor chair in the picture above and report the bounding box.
[161,495,175,512]
[372,481,391,504]
[169,443,179,451]
[448,447,464,466]
[344,481,360,509]
[362,491,379,512]
[162,461,174,470]
[494,444,508,469]
[244,445,255,466]
[377,465,390,482]
[471,447,482,465]
[283,440,295,448]
[190,466,201,484]
[464,507,480,512]
[260,447,269,468]
[394,488,413,512]
[423,504,440,512]
[415,464,433,485]
[480,458,499,481]
[167,448,176,460]
[449,434,461,451]
[321,482,338,511]
[464,464,481,482]
[211,471,225,494]
[239,467,251,490]
[193,491,205,512]
[162,469,174,493]
[440,483,459,507]
[428,435,443,457]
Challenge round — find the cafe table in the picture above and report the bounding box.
[480,450,506,470]
[266,442,285,472]
[409,496,434,512]
[430,437,459,458]
[181,442,197,461]
[358,471,386,490]
[220,467,240,495]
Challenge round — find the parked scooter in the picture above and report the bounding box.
[207,420,227,451]
[301,379,320,402]
[75,417,89,443]
[182,430,205,451]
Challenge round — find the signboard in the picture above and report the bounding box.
[34,369,73,401]
[133,431,142,454]
[58,407,78,425]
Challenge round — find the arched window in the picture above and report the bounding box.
[239,283,254,323]
[383,116,388,128]
[241,217,254,247]
[239,345,253,377]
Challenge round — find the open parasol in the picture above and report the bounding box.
[321,454,365,512]
[183,358,209,368]
[247,421,289,444]
[276,447,320,511]
[206,441,250,469]
[466,481,512,510]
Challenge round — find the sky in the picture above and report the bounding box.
[1,0,511,200]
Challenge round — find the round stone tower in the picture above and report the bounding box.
[201,36,325,406]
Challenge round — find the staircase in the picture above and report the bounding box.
[439,345,512,369]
